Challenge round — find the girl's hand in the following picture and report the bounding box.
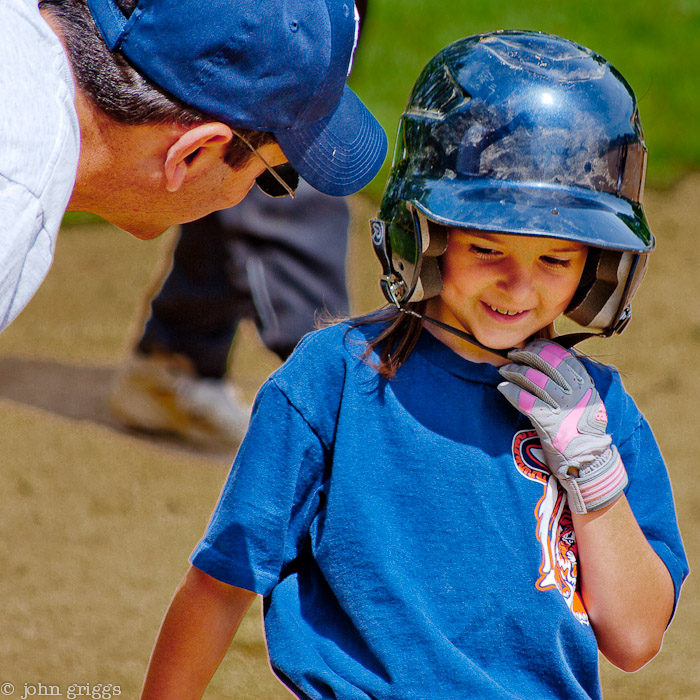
[497,339,627,514]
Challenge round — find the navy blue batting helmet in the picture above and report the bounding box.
[371,30,653,336]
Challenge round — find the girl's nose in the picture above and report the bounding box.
[497,261,535,302]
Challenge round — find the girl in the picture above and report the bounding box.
[141,31,688,700]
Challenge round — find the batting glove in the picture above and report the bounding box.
[497,339,627,514]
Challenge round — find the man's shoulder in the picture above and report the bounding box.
[1,0,65,62]
[0,0,79,185]
[0,0,80,332]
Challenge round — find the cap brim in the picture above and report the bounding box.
[274,86,387,197]
[408,179,654,252]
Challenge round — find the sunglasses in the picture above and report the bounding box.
[232,129,299,198]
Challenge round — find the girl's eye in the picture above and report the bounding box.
[541,256,571,268]
[471,245,501,258]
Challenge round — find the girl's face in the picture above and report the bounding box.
[424,229,588,363]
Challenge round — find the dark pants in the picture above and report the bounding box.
[137,181,350,378]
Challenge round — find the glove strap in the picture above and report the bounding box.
[566,446,628,514]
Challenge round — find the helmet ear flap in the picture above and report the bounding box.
[406,211,448,302]
[423,217,449,256]
[413,257,443,300]
[566,249,648,333]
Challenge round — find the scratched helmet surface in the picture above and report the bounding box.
[371,30,653,335]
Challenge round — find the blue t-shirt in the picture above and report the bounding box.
[192,322,688,700]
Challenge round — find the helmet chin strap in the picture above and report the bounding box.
[397,306,605,360]
[398,307,511,360]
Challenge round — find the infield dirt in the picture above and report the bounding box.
[1,179,698,698]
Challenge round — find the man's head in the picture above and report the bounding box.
[40,0,386,236]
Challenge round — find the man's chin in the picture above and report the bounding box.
[66,197,172,238]
[112,219,170,240]
[125,226,169,241]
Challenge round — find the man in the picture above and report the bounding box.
[0,0,387,332]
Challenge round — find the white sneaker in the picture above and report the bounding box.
[109,353,250,447]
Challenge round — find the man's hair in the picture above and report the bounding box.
[39,0,276,169]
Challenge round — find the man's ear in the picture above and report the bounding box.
[163,123,233,192]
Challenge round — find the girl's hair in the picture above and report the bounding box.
[349,303,426,379]
[349,304,555,380]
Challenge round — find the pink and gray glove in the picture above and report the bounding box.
[497,339,627,514]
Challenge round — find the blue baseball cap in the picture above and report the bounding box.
[86,0,387,195]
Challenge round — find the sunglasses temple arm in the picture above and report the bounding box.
[232,129,296,198]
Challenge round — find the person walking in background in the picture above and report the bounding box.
[109,182,351,446]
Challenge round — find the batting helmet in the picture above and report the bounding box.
[371,30,653,338]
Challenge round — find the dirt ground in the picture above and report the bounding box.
[0,177,698,698]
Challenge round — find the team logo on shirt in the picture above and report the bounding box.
[512,429,589,626]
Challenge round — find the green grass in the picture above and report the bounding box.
[351,0,700,198]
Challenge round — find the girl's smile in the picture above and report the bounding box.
[482,303,532,322]
[424,229,588,364]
